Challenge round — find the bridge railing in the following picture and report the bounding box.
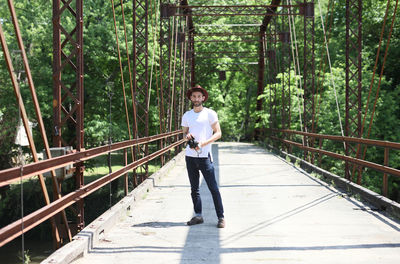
[267,128,400,197]
[0,130,185,247]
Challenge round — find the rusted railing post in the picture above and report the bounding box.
[383,147,389,197]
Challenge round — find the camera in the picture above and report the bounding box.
[187,137,199,149]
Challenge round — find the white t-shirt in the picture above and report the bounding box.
[181,107,218,158]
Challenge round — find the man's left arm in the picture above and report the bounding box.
[199,121,222,148]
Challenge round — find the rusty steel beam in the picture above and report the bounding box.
[254,0,281,140]
[134,0,150,181]
[159,0,172,165]
[196,51,257,54]
[269,24,279,145]
[0,130,183,187]
[53,0,85,232]
[0,138,186,248]
[177,1,195,87]
[268,129,400,149]
[194,32,262,36]
[345,0,362,181]
[194,39,262,42]
[0,19,64,248]
[8,0,72,245]
[52,0,84,150]
[171,4,301,17]
[270,136,400,179]
[280,15,292,152]
[196,56,259,59]
[302,1,316,161]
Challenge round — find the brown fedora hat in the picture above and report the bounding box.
[186,85,209,102]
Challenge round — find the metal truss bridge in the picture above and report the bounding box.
[0,0,399,263]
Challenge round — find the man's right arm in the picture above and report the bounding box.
[182,126,191,140]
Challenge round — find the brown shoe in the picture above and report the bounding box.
[217,218,225,228]
[187,216,204,226]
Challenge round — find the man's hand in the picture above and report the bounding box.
[195,141,204,151]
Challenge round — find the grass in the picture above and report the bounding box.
[84,152,161,183]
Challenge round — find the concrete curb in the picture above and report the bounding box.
[41,151,185,264]
[264,144,400,220]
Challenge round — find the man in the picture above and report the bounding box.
[181,84,225,228]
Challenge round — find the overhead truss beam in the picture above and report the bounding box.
[172,4,302,16]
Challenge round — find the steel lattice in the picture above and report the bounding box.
[53,0,84,150]
[345,0,362,181]
[302,1,315,161]
[52,0,85,237]
[134,0,150,180]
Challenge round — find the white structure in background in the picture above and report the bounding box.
[15,119,35,146]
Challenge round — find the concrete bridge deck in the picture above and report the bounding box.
[59,142,400,263]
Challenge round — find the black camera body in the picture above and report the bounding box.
[187,137,199,149]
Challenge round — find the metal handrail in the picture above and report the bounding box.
[0,132,185,247]
[0,130,182,187]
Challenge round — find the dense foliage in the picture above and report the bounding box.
[0,0,399,212]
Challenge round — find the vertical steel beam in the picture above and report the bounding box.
[160,1,172,164]
[53,0,85,232]
[189,29,195,87]
[254,27,266,140]
[180,0,194,90]
[254,0,281,140]
[52,0,84,150]
[134,0,150,181]
[272,17,278,138]
[345,0,362,180]
[302,1,315,161]
[280,21,291,153]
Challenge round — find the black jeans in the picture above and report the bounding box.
[185,156,224,219]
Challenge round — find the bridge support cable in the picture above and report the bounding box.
[314,0,335,128]
[313,0,335,165]
[279,13,292,153]
[288,0,305,146]
[181,17,190,125]
[174,16,186,153]
[159,0,193,164]
[316,0,346,162]
[115,0,139,187]
[134,0,150,182]
[111,0,137,189]
[53,0,85,234]
[355,0,399,188]
[151,0,166,165]
[167,10,181,160]
[5,0,74,247]
[0,20,65,249]
[345,0,362,180]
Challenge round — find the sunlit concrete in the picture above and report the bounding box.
[63,142,400,264]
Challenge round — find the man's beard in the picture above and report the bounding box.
[192,102,203,107]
